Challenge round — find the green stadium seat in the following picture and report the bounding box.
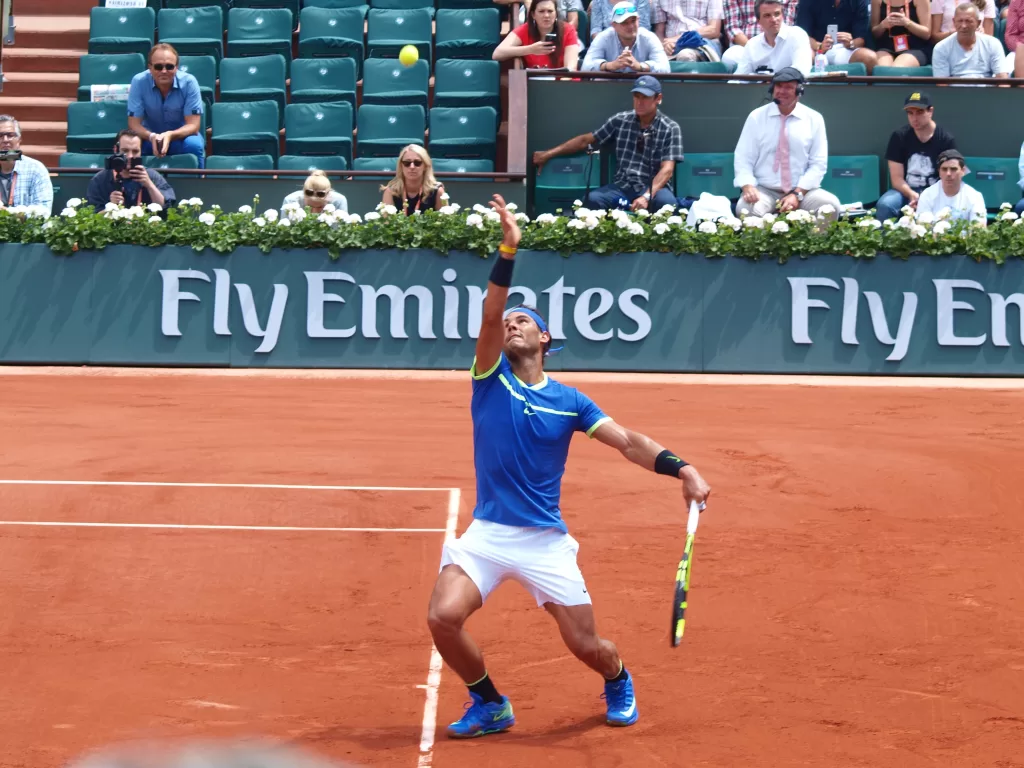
[435,8,501,60]
[361,57,430,108]
[872,65,933,78]
[278,154,349,171]
[157,7,225,60]
[428,106,498,160]
[304,0,369,8]
[66,101,128,154]
[77,53,145,102]
[964,156,1020,210]
[433,157,493,180]
[668,61,728,74]
[232,0,301,29]
[366,8,433,64]
[284,102,354,163]
[372,0,436,17]
[205,154,276,177]
[143,154,201,170]
[227,8,294,71]
[211,100,281,160]
[576,9,589,45]
[533,151,599,215]
[675,152,735,199]
[352,156,397,181]
[219,54,288,124]
[297,7,366,75]
[437,0,497,8]
[824,62,867,76]
[290,57,357,108]
[177,55,218,114]
[58,152,108,171]
[88,7,156,56]
[433,59,500,111]
[356,104,426,157]
[164,0,230,31]
[822,155,881,206]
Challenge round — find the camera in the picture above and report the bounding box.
[105,153,144,173]
[0,149,23,162]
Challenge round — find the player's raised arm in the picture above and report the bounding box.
[591,420,711,510]
[474,194,522,375]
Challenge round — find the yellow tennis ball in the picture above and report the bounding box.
[399,45,419,66]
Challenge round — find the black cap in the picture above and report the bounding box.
[903,91,933,109]
[937,148,965,166]
[771,66,806,85]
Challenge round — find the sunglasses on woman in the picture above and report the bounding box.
[152,63,177,71]
[402,159,424,167]
[612,4,638,16]
[304,189,328,198]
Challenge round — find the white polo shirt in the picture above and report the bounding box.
[733,24,813,76]
[916,180,987,223]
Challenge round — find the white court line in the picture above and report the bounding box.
[0,480,449,492]
[417,488,461,768]
[0,521,444,533]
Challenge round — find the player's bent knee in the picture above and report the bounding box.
[427,601,467,636]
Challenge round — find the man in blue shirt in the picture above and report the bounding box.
[127,44,206,168]
[427,194,712,739]
[795,0,878,72]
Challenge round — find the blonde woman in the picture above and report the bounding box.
[280,170,348,216]
[381,145,446,215]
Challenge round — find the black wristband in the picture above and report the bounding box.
[489,256,515,287]
[655,449,689,477]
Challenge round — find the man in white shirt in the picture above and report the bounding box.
[1015,139,1024,216]
[722,0,812,74]
[733,67,840,218]
[916,149,987,224]
[931,2,1009,79]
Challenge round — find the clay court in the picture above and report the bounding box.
[1,369,1022,768]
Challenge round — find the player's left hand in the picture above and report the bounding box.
[679,465,711,511]
[489,194,521,250]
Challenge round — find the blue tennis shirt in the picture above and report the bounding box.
[127,71,204,134]
[471,354,611,532]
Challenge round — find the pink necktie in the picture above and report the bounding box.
[773,113,792,192]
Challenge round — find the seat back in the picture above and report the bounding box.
[158,6,224,40]
[144,154,201,170]
[205,154,276,171]
[58,152,108,170]
[433,59,500,108]
[89,7,156,40]
[435,8,501,58]
[963,156,1021,211]
[872,65,933,78]
[355,104,426,156]
[177,55,218,95]
[534,151,600,215]
[362,57,430,105]
[220,54,288,94]
[427,106,497,158]
[278,155,349,171]
[675,152,735,199]
[290,57,358,105]
[284,101,354,140]
[227,7,294,43]
[822,155,882,206]
[366,8,433,59]
[77,53,145,100]
[668,61,728,74]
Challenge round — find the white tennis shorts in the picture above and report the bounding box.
[440,519,592,607]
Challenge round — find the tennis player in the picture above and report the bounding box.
[427,194,711,738]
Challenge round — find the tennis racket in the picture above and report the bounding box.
[670,499,703,647]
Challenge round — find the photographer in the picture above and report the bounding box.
[0,114,54,216]
[86,129,176,211]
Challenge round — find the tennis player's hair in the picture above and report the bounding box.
[510,304,552,354]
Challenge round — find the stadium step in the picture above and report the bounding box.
[13,16,91,51]
[0,73,78,99]
[0,97,76,124]
[18,121,69,148]
[19,144,65,169]
[3,48,85,75]
[32,0,97,15]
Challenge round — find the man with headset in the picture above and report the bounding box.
[733,67,840,219]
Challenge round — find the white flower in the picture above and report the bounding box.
[536,213,557,225]
[743,216,764,229]
[278,218,291,227]
[575,207,593,219]
[567,218,586,230]
[104,202,119,212]
[188,197,203,207]
[43,220,55,230]
[656,204,676,217]
[146,203,162,213]
[515,212,529,223]
[60,208,77,218]
[935,207,952,221]
[325,203,338,214]
[910,224,927,238]
[148,215,162,224]
[573,199,583,207]
[1000,202,1012,211]
[858,217,882,229]
[127,206,144,219]
[771,221,790,234]
[465,213,484,228]
[345,213,362,224]
[896,215,914,229]
[253,217,267,227]
[666,215,683,226]
[198,212,216,226]
[472,203,488,214]
[816,204,836,217]
[438,205,457,215]
[1001,211,1019,221]
[485,210,500,223]
[381,204,398,216]
[761,213,777,224]
[635,209,650,218]
[211,204,221,211]
[915,211,935,225]
[785,209,813,223]
[720,216,742,232]
[238,205,253,214]
[365,212,381,221]
[609,209,630,222]
[25,205,48,219]
[506,202,518,211]
[698,221,718,234]
[287,207,307,223]
[282,202,301,212]
[264,209,279,222]
[318,213,337,225]
[66,198,82,208]
[901,204,914,216]
[959,229,970,239]
[932,220,951,235]
[591,209,607,218]
[654,222,670,235]
[440,192,450,202]
[627,221,644,236]
[615,217,630,229]
[583,216,599,230]
[1014,218,1024,227]
[884,219,896,228]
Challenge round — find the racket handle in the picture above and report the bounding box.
[687,499,701,535]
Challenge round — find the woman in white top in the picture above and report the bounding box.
[915,149,987,225]
[280,170,349,216]
[932,0,995,39]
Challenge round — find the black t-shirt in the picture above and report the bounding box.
[885,124,957,193]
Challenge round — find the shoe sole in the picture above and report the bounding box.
[606,714,639,727]
[447,719,515,739]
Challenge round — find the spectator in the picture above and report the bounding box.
[915,149,987,223]
[559,0,586,29]
[381,145,446,215]
[733,67,840,217]
[1015,139,1024,214]
[583,3,672,71]
[127,44,206,168]
[722,0,799,66]
[726,0,813,74]
[86,129,175,210]
[1002,0,1023,77]
[282,170,348,216]
[871,0,933,68]
[932,0,995,38]
[532,75,683,211]
[590,0,654,40]
[876,92,957,220]
[0,114,53,216]
[653,0,725,61]
[931,3,1008,78]
[797,0,878,72]
[493,0,581,69]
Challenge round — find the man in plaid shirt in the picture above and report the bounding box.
[0,115,53,216]
[532,75,683,212]
[722,0,798,65]
[653,0,725,60]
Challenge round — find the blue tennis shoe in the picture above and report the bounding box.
[446,693,515,739]
[603,670,639,726]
